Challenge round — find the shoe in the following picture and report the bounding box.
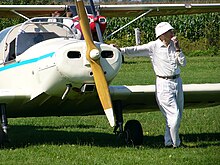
[165,145,173,148]
[173,143,187,149]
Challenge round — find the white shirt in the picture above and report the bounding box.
[121,39,186,77]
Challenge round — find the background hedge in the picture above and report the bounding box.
[104,13,219,56]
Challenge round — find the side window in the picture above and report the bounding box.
[8,39,16,61]
[16,32,59,56]
[16,33,45,56]
[4,39,16,62]
[16,33,35,56]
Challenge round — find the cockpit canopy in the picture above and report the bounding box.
[0,17,76,63]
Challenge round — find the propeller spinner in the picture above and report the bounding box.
[76,0,115,127]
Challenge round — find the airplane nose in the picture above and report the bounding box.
[55,42,90,83]
[35,39,121,98]
[55,40,122,85]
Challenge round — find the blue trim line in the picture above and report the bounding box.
[0,52,55,72]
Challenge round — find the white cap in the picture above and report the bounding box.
[155,22,174,38]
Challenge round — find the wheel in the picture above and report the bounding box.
[124,120,143,146]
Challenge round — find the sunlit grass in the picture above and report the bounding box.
[112,56,220,85]
[1,107,219,164]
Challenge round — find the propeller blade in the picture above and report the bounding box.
[76,0,115,127]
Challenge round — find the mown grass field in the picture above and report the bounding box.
[0,56,220,165]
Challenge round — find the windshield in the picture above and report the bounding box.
[1,17,78,62]
[15,17,76,56]
[19,17,75,38]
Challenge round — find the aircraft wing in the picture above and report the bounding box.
[0,88,30,104]
[0,5,68,18]
[110,83,220,112]
[98,3,220,17]
[0,3,219,18]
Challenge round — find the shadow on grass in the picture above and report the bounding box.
[143,133,220,148]
[180,133,220,148]
[2,124,220,149]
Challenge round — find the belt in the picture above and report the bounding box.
[157,74,180,79]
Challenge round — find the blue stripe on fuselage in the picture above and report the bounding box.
[0,52,55,72]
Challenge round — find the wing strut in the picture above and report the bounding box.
[11,10,29,20]
[105,9,153,40]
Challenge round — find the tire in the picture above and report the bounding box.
[124,120,143,146]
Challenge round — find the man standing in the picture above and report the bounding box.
[120,22,186,148]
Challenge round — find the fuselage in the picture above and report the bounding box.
[0,17,122,117]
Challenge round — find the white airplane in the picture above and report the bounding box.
[0,1,220,145]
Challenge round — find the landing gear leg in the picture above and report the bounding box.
[113,101,124,137]
[0,104,9,145]
[113,101,143,146]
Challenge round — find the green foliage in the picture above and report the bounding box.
[178,36,220,57]
[0,18,23,30]
[105,13,220,56]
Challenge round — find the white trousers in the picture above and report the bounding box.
[156,77,184,147]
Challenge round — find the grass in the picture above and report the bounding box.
[0,56,220,164]
[112,56,220,85]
